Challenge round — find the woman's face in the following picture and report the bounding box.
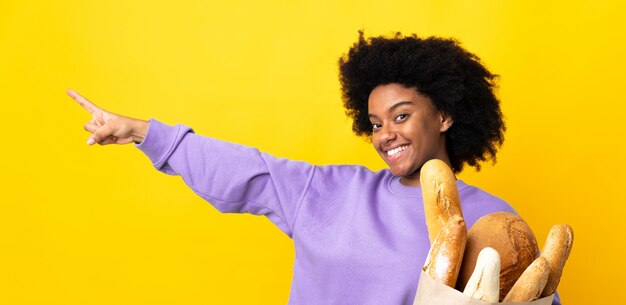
[368,83,453,186]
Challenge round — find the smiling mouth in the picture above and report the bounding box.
[385,145,409,160]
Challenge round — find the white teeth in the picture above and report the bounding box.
[386,145,408,156]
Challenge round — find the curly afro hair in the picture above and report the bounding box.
[338,31,505,173]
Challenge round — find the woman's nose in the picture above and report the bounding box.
[380,125,397,143]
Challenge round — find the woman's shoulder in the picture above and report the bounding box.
[457,181,511,206]
[457,180,518,226]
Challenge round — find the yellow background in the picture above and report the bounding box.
[1,1,623,304]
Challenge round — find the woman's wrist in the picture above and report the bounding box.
[132,119,150,144]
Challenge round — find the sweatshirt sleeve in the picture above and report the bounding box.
[135,118,315,237]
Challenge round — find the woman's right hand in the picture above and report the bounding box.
[67,89,150,145]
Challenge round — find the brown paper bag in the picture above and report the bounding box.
[413,270,554,305]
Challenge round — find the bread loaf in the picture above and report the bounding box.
[457,212,539,301]
[463,247,500,303]
[422,215,467,287]
[503,256,551,302]
[540,224,574,297]
[420,159,463,243]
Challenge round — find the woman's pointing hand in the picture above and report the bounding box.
[67,89,149,145]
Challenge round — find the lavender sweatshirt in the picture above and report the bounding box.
[135,119,561,305]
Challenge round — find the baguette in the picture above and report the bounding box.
[420,159,463,243]
[503,256,551,302]
[540,224,574,297]
[463,247,500,303]
[422,215,467,287]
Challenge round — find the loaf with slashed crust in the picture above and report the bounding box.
[540,224,574,297]
[420,159,464,244]
[503,256,551,302]
[422,215,467,287]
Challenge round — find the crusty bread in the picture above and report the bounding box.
[540,224,574,297]
[503,256,551,302]
[422,215,467,287]
[420,159,463,244]
[457,212,539,301]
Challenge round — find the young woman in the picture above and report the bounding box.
[70,32,560,305]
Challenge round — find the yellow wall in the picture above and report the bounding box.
[1,1,622,304]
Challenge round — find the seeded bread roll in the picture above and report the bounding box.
[540,224,574,297]
[420,159,463,244]
[422,215,467,287]
[503,256,551,302]
[457,212,539,301]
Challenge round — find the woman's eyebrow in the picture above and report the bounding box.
[368,101,415,118]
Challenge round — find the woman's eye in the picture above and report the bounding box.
[372,123,382,131]
[395,114,408,122]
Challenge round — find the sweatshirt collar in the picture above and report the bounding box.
[387,174,468,198]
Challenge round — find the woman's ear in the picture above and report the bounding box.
[440,113,454,132]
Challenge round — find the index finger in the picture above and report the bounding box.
[67,89,102,114]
